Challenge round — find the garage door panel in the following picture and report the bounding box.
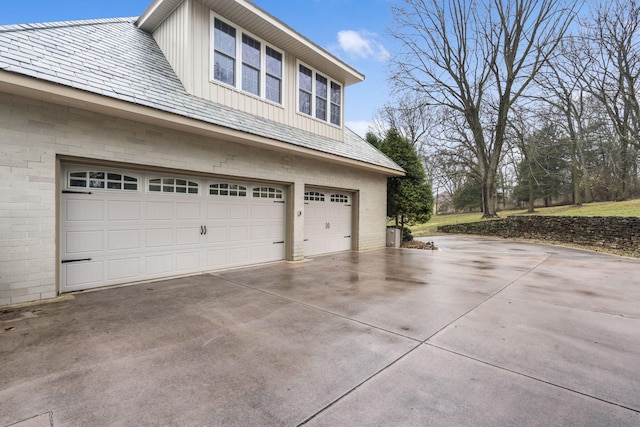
[268,224,284,239]
[64,261,103,289]
[176,227,201,245]
[251,224,268,240]
[146,228,173,247]
[108,200,141,220]
[229,225,249,242]
[207,204,227,219]
[146,202,173,220]
[66,230,103,253]
[176,202,201,220]
[107,258,140,280]
[206,249,228,267]
[65,199,104,221]
[229,204,249,219]
[208,226,228,243]
[251,205,268,219]
[176,251,201,271]
[229,247,249,264]
[108,229,141,250]
[146,254,173,274]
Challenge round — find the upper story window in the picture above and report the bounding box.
[211,15,283,104]
[298,63,342,126]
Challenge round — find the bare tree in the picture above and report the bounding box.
[577,0,640,199]
[390,0,578,217]
[376,94,434,153]
[536,38,591,205]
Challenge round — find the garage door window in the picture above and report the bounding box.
[330,194,349,204]
[210,183,247,197]
[253,187,283,199]
[304,191,325,202]
[68,171,138,191]
[148,178,199,194]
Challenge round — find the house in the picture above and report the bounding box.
[0,0,404,306]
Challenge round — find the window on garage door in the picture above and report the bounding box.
[330,194,349,204]
[68,171,139,191]
[252,187,284,199]
[209,183,248,197]
[304,191,325,201]
[148,178,199,194]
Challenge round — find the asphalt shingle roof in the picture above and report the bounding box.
[0,18,403,173]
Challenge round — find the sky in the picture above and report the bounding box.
[0,0,401,137]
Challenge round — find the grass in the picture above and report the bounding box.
[412,198,640,237]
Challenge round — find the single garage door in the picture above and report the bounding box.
[60,165,286,292]
[303,188,353,256]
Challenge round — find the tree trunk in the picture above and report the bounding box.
[528,175,535,213]
[481,178,499,218]
[571,149,582,206]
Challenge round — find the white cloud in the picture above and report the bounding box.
[346,120,374,138]
[336,30,390,61]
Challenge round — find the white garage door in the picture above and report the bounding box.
[303,188,353,256]
[60,166,286,292]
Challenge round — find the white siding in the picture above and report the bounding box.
[152,0,343,141]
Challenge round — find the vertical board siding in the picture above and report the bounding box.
[153,0,191,92]
[152,0,344,142]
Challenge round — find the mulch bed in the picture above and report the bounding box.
[401,240,438,250]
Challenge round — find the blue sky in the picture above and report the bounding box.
[1,0,400,136]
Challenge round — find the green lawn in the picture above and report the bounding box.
[412,198,640,237]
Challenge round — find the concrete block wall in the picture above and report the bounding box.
[0,93,388,306]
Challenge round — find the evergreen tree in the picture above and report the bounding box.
[368,129,434,239]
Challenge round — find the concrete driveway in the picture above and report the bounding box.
[1,236,639,426]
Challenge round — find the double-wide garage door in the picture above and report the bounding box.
[60,165,286,292]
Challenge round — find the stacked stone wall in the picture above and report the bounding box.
[439,216,640,253]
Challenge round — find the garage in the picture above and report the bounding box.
[303,188,353,256]
[60,165,286,292]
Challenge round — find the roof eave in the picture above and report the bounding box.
[0,71,401,176]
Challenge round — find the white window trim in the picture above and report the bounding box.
[65,169,140,192]
[210,12,285,106]
[147,177,200,195]
[296,60,343,128]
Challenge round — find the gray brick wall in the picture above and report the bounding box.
[0,94,388,306]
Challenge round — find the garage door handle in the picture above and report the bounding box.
[344,236,351,238]
[200,225,208,235]
[204,225,207,235]
[273,241,285,244]
[61,258,92,264]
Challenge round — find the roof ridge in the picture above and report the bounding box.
[0,17,137,33]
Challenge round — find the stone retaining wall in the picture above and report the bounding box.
[438,216,640,253]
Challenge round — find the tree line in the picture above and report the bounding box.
[369,0,640,215]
